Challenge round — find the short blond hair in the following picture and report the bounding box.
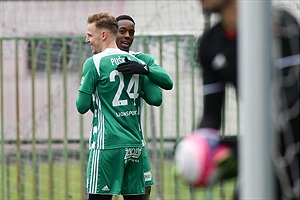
[87,12,118,35]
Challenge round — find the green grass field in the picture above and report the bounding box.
[1,162,85,200]
[0,161,235,200]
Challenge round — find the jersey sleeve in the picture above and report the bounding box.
[141,76,162,106]
[78,58,99,94]
[198,33,224,130]
[136,53,173,90]
[76,57,99,114]
[76,91,93,114]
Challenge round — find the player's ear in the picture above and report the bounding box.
[101,30,107,40]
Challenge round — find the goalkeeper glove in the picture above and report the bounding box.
[117,57,149,75]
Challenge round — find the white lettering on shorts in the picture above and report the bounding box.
[124,147,142,163]
[144,171,152,181]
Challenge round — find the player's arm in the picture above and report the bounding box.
[89,99,95,113]
[142,76,162,107]
[198,39,225,130]
[76,91,92,114]
[117,54,173,90]
[76,58,98,114]
[199,80,224,129]
[138,53,173,90]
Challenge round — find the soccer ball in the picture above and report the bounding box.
[174,131,230,187]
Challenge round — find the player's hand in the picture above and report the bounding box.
[117,57,149,75]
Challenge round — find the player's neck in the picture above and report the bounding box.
[101,40,118,51]
[220,1,237,33]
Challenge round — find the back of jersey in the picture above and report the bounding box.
[92,48,146,149]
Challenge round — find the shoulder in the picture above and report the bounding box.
[83,56,95,68]
[129,50,140,55]
[200,22,223,46]
[81,57,99,77]
[133,52,155,62]
[93,48,123,61]
[84,56,94,63]
[120,51,146,64]
[129,51,152,59]
[205,22,223,35]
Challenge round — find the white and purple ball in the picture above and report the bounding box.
[174,132,217,187]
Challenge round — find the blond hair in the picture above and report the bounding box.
[87,12,118,35]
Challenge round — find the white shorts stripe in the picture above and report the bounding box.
[89,149,100,193]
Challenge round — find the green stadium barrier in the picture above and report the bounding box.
[0,36,236,200]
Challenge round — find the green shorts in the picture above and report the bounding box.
[86,147,145,195]
[142,146,154,186]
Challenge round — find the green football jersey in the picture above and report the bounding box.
[130,51,172,146]
[79,48,157,150]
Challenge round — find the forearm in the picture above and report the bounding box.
[199,92,224,129]
[142,81,162,106]
[89,98,95,113]
[76,91,92,114]
[147,67,173,90]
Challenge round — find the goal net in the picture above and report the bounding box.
[272,7,299,200]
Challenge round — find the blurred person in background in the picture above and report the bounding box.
[175,0,299,199]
